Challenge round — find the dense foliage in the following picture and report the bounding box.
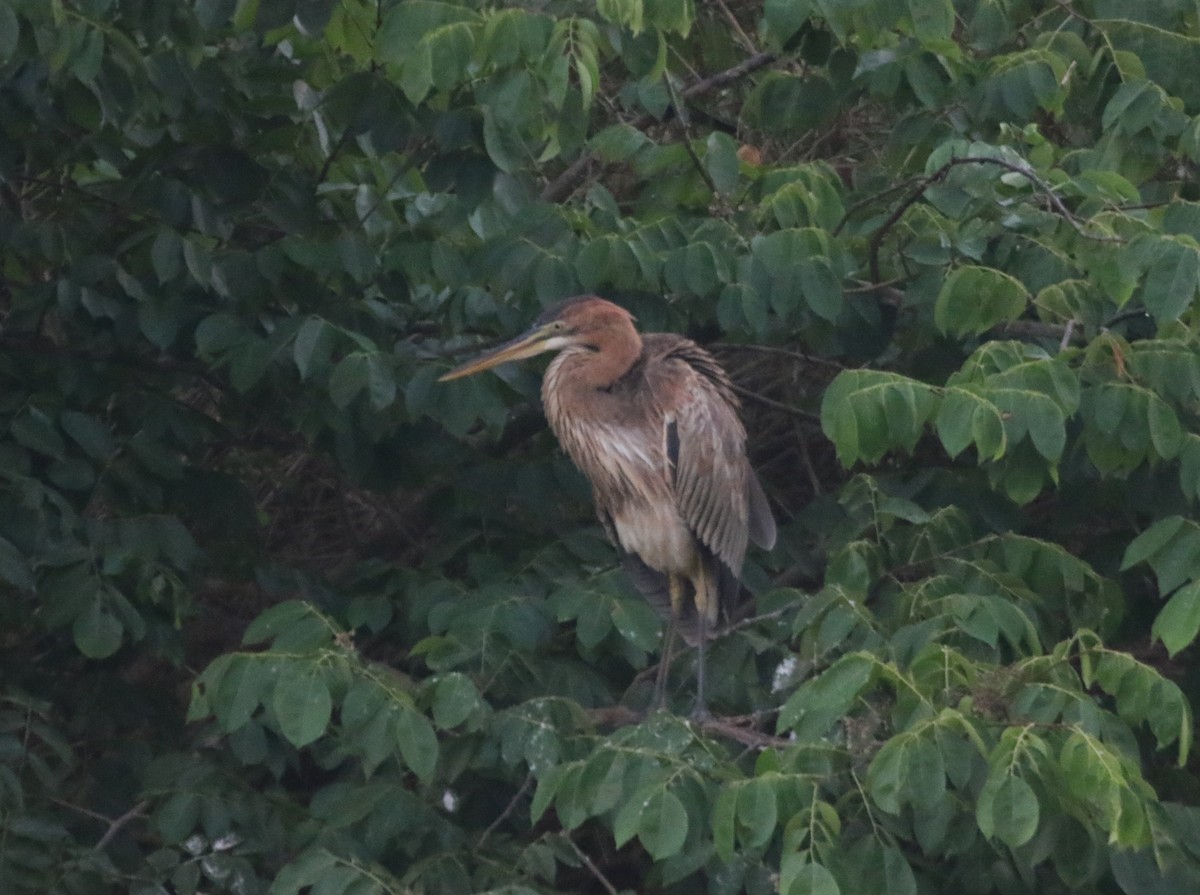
[4,0,1200,892]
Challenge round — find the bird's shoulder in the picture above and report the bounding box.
[613,333,738,409]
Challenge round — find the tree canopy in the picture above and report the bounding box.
[3,0,1200,893]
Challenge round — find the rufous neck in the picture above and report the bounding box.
[572,317,641,389]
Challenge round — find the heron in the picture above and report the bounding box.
[439,296,776,715]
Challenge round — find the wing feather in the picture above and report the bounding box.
[644,337,761,608]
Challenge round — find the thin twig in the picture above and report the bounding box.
[478,774,533,848]
[1058,319,1076,352]
[730,382,821,424]
[541,51,778,203]
[95,800,149,851]
[53,797,149,851]
[711,0,758,54]
[866,154,1124,292]
[663,75,718,195]
[797,428,823,496]
[714,341,847,371]
[567,836,621,895]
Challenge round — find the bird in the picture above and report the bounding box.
[439,296,776,715]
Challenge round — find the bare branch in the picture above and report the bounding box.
[53,797,149,851]
[730,382,821,424]
[95,801,150,851]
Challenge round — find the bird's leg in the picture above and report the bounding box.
[653,620,676,712]
[653,574,686,712]
[692,604,710,721]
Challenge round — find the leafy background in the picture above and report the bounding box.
[3,0,1200,893]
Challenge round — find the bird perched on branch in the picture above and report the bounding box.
[439,296,775,715]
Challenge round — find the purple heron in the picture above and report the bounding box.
[439,296,776,714]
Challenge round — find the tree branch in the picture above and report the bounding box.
[567,835,621,895]
[730,382,821,424]
[541,51,778,203]
[478,774,533,848]
[866,154,1124,291]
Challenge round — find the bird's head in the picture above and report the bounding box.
[438,296,637,381]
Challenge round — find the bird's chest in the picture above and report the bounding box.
[544,388,695,575]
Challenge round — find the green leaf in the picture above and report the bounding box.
[72,598,123,659]
[778,653,874,738]
[906,736,947,809]
[907,0,953,43]
[155,791,199,844]
[530,764,566,823]
[583,749,625,816]
[195,312,249,355]
[797,257,843,322]
[820,371,938,465]
[1121,516,1186,571]
[781,856,840,895]
[712,784,738,863]
[1121,517,1200,594]
[704,132,739,194]
[636,788,688,860]
[736,777,778,849]
[329,352,370,408]
[1152,580,1200,657]
[272,661,333,747]
[432,673,481,728]
[395,707,438,782]
[214,656,265,733]
[365,353,397,410]
[590,124,652,162]
[978,774,1039,848]
[294,317,333,380]
[0,8,15,62]
[1024,394,1065,462]
[935,266,1028,337]
[11,410,65,459]
[183,239,212,286]
[483,107,525,174]
[0,535,34,590]
[596,0,644,33]
[151,229,183,282]
[1146,394,1182,458]
[764,0,813,46]
[1142,237,1200,322]
[60,411,115,459]
[936,388,1006,460]
[867,736,906,815]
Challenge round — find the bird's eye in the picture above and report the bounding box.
[551,321,567,332]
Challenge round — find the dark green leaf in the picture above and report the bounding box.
[736,777,778,849]
[72,598,123,659]
[705,132,739,194]
[272,661,333,747]
[781,856,840,895]
[979,774,1039,848]
[432,673,481,728]
[0,536,33,590]
[1152,581,1200,657]
[395,707,438,782]
[935,266,1027,337]
[329,353,370,408]
[636,789,688,860]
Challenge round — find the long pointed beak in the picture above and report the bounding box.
[438,324,560,381]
